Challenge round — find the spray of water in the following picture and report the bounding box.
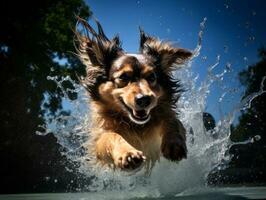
[37,18,265,197]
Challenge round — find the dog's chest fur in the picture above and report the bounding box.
[88,104,164,170]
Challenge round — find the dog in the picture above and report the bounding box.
[75,17,192,173]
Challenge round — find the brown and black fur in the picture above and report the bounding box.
[75,17,193,173]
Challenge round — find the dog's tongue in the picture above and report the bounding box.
[133,110,147,119]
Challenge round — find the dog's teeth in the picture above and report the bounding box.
[142,156,147,161]
[128,156,132,162]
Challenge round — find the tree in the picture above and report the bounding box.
[0,0,91,193]
[232,47,266,143]
[208,48,266,185]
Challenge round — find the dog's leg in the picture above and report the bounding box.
[161,117,187,161]
[96,132,145,170]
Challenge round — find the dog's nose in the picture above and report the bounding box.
[135,94,151,108]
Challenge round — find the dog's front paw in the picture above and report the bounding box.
[115,150,146,170]
[161,135,187,161]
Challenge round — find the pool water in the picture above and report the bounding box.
[1,187,265,200]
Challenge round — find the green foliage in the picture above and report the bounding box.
[0,0,91,114]
[231,48,266,142]
[239,48,266,99]
[0,0,91,193]
[208,48,266,185]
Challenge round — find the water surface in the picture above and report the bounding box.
[1,187,265,200]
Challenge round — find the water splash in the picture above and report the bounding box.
[193,17,207,59]
[37,18,265,197]
[240,76,266,111]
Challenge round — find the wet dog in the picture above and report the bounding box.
[75,17,192,173]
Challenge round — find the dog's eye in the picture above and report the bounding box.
[146,72,157,84]
[115,73,131,88]
[119,73,131,82]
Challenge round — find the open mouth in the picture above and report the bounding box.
[119,97,151,125]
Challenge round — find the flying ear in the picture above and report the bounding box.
[75,17,123,69]
[75,17,123,99]
[139,29,192,73]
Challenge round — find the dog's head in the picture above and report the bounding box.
[76,18,192,125]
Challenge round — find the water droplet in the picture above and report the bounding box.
[202,56,207,61]
[254,135,261,141]
[249,35,255,41]
[225,63,232,71]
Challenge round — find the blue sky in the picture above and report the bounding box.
[83,0,266,122]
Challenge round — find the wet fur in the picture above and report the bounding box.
[75,17,192,173]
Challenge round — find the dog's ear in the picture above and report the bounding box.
[75,17,123,71]
[75,17,123,99]
[139,29,192,73]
